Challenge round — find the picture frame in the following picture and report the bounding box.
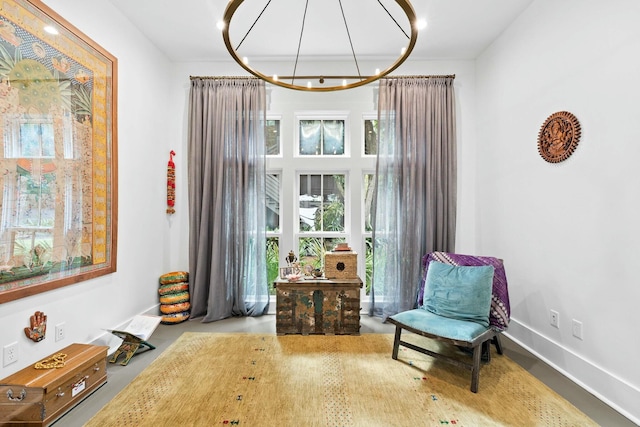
[0,0,117,303]
[279,267,299,279]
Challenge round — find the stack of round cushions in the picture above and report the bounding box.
[158,271,190,324]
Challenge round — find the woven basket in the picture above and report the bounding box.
[324,251,358,279]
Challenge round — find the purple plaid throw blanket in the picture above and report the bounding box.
[417,252,511,331]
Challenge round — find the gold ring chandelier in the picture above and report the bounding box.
[221,0,419,92]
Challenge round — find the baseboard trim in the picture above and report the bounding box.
[505,317,640,425]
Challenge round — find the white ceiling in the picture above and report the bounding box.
[108,0,534,63]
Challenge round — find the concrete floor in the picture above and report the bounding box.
[53,315,635,427]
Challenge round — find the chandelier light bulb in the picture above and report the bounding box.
[242,56,249,65]
[216,20,226,31]
[416,19,427,30]
[307,82,312,89]
[273,75,278,81]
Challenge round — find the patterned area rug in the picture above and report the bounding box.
[85,333,597,426]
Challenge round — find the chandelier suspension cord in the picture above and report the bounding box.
[291,0,310,84]
[377,0,410,39]
[338,0,362,81]
[235,0,273,51]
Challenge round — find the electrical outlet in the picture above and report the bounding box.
[572,319,583,340]
[3,342,18,367]
[550,310,559,328]
[55,322,66,342]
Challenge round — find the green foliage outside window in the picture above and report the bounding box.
[266,237,279,295]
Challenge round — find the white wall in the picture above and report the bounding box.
[475,0,640,423]
[0,0,176,378]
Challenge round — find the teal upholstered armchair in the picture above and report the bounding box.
[387,252,511,393]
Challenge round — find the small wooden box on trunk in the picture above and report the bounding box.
[324,251,358,279]
[0,343,108,427]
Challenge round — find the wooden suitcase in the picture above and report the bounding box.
[0,343,108,427]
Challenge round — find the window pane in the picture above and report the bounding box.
[299,120,321,155]
[322,175,344,231]
[299,119,345,156]
[322,120,344,155]
[266,119,280,155]
[266,237,279,295]
[299,174,322,231]
[323,237,346,254]
[365,237,373,295]
[299,174,345,232]
[266,173,280,232]
[298,237,346,270]
[364,119,378,155]
[363,173,374,232]
[298,237,324,269]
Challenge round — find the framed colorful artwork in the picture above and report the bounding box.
[0,0,117,303]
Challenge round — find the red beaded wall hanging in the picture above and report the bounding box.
[167,150,176,214]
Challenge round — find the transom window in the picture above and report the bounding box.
[299,119,345,155]
[266,118,281,155]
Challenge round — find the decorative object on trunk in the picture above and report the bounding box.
[34,352,67,369]
[537,111,581,163]
[24,311,47,342]
[280,266,301,279]
[167,150,176,214]
[285,250,297,265]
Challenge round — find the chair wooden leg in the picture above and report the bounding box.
[470,345,482,393]
[483,340,492,363]
[392,326,402,360]
[492,334,504,355]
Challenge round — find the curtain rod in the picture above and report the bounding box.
[190,74,455,81]
[384,74,455,79]
[190,75,259,80]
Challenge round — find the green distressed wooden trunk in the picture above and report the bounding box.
[274,278,362,335]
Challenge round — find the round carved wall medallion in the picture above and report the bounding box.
[537,111,581,163]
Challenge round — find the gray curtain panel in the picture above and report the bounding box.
[370,76,457,318]
[188,77,269,322]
